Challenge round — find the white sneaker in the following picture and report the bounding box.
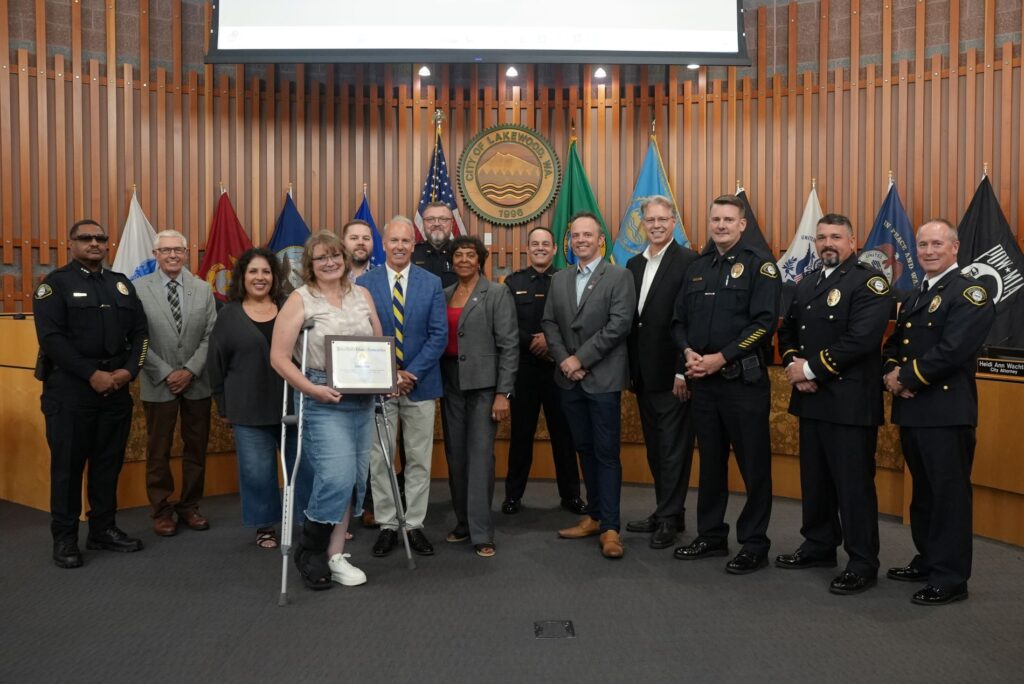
[328,553,367,586]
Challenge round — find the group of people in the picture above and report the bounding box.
[33,194,994,606]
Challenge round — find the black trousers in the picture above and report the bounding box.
[505,361,580,502]
[797,419,880,576]
[690,374,773,555]
[41,369,133,541]
[901,426,976,589]
[635,387,695,527]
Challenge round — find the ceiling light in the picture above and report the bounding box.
[593,67,607,79]
[418,65,431,77]
[686,64,700,70]
[506,65,518,78]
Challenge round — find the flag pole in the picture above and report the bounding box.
[982,162,988,178]
[736,179,742,193]
[363,182,368,199]
[430,110,445,202]
[811,177,816,190]
[288,181,293,198]
[219,180,225,195]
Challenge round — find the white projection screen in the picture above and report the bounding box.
[206,1,749,65]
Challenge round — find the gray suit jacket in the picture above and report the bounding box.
[136,269,217,402]
[541,259,636,393]
[444,276,519,394]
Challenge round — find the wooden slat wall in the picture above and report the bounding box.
[1,1,1023,311]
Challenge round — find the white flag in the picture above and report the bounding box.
[112,191,158,280]
[777,187,824,283]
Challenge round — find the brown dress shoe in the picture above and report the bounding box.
[558,516,601,539]
[153,515,177,537]
[600,530,624,559]
[361,510,379,528]
[178,510,210,531]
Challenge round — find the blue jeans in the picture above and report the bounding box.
[231,423,312,529]
[560,386,623,532]
[298,370,374,524]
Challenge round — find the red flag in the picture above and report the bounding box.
[199,193,254,302]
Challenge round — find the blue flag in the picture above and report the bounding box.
[413,130,467,242]
[859,183,922,291]
[267,193,311,294]
[354,194,386,269]
[611,138,689,265]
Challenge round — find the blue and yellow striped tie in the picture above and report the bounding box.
[392,273,404,367]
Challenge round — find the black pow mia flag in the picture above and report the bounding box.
[957,176,1024,350]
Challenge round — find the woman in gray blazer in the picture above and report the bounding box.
[441,236,518,557]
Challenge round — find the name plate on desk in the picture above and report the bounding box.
[325,336,398,394]
[977,358,1024,380]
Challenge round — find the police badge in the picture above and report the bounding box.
[927,295,941,313]
[116,282,130,295]
[826,289,841,307]
[730,263,744,279]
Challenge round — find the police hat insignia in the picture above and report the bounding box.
[927,295,942,313]
[826,288,841,307]
[730,263,745,279]
[116,282,130,296]
[963,285,988,306]
[34,283,53,300]
[759,262,778,278]
[866,275,890,295]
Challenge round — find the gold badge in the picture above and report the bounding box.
[116,282,130,296]
[826,289,841,307]
[730,263,745,279]
[963,285,988,306]
[927,295,941,313]
[866,276,890,295]
[759,262,778,279]
[35,283,53,300]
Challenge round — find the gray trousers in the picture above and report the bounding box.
[441,358,497,545]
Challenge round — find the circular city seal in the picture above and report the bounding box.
[458,124,561,226]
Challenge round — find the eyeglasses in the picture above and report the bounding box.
[424,217,453,225]
[311,252,345,264]
[72,234,109,243]
[642,217,674,226]
[155,247,187,255]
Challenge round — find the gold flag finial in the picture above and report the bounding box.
[362,182,368,197]
[650,118,656,137]
[888,169,894,184]
[982,162,988,177]
[811,177,817,189]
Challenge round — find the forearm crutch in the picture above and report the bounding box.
[374,394,416,570]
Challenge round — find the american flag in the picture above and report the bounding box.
[413,132,466,241]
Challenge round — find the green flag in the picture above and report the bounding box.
[551,136,611,268]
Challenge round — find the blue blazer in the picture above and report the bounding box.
[357,264,447,401]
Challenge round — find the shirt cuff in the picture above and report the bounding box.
[802,362,816,381]
[674,373,687,381]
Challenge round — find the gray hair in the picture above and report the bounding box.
[153,229,188,249]
[384,215,415,237]
[919,218,958,242]
[640,195,676,218]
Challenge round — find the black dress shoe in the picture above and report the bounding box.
[886,564,929,583]
[674,539,729,560]
[53,539,83,569]
[912,584,968,606]
[829,571,877,595]
[501,498,521,515]
[649,522,677,549]
[86,526,143,553]
[407,529,435,556]
[775,550,838,569]
[560,497,587,515]
[372,529,397,557]
[625,516,657,534]
[726,550,768,575]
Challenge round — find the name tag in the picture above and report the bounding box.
[73,292,88,297]
[515,290,528,295]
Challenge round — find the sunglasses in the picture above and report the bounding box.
[72,234,109,243]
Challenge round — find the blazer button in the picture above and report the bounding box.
[800,325,806,330]
[901,356,908,362]
[905,322,912,328]
[459,354,466,361]
[458,331,464,337]
[943,385,949,391]
[638,321,643,327]
[903,338,910,344]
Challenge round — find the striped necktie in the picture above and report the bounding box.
[167,280,182,333]
[392,273,404,367]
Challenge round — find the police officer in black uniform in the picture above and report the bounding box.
[501,226,584,515]
[882,219,995,605]
[413,201,457,288]
[774,214,892,595]
[34,219,149,569]
[671,194,781,574]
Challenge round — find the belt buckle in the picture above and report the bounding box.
[720,362,740,380]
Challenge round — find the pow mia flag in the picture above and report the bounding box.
[957,176,1024,350]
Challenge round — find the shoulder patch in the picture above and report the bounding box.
[963,285,988,306]
[866,276,890,295]
[34,283,53,300]
[759,262,779,279]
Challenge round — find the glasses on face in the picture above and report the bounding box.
[72,234,109,243]
[424,217,452,226]
[311,252,344,264]
[643,216,674,226]
[155,246,186,255]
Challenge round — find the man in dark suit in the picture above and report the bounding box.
[412,201,457,288]
[882,219,994,605]
[542,212,636,559]
[625,196,698,550]
[774,214,892,595]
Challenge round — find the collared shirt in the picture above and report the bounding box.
[386,263,412,295]
[923,263,960,291]
[157,268,183,291]
[637,241,671,315]
[575,256,600,306]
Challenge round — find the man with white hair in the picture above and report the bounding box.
[135,229,218,537]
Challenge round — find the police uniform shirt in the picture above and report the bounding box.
[412,240,457,288]
[505,265,556,366]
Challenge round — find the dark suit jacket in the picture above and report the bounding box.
[626,242,698,392]
[541,259,636,394]
[444,276,519,393]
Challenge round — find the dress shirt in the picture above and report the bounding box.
[637,242,671,315]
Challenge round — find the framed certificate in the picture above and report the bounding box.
[324,335,398,394]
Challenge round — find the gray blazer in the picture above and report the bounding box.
[135,268,217,402]
[541,259,636,393]
[444,276,519,394]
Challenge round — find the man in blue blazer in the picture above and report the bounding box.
[357,216,447,557]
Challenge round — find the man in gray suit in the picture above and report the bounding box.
[542,213,636,559]
[136,229,218,536]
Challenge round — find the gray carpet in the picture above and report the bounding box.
[1,482,1022,683]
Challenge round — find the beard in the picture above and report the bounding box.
[428,229,449,248]
[350,252,369,267]
[820,249,840,267]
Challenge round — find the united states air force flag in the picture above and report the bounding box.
[267,193,311,294]
[610,137,689,265]
[112,190,157,280]
[859,182,922,291]
[777,186,823,283]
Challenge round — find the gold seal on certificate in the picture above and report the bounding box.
[324,335,399,394]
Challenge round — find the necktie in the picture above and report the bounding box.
[913,280,930,309]
[815,269,825,287]
[167,281,182,333]
[392,273,405,367]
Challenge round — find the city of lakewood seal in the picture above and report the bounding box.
[457,124,560,226]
